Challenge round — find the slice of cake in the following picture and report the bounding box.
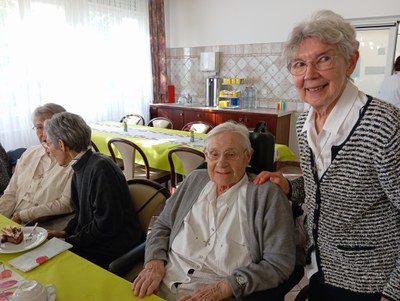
[1,226,23,244]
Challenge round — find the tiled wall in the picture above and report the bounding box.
[167,42,304,109]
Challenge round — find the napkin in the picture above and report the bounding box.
[9,238,72,272]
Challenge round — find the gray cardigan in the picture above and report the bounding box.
[145,169,296,299]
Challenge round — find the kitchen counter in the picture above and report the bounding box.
[151,103,293,117]
[150,103,293,145]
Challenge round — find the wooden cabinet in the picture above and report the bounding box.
[216,111,273,129]
[150,104,291,145]
[215,111,290,145]
[151,106,185,130]
[183,109,215,126]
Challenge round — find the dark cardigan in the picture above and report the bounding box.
[65,150,143,268]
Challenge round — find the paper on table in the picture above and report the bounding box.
[9,238,72,272]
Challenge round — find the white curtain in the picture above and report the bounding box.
[0,0,153,150]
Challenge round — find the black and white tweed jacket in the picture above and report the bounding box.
[292,96,400,300]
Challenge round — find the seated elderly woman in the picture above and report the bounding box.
[44,112,143,269]
[0,103,73,229]
[132,121,296,300]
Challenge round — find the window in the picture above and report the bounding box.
[0,0,152,150]
[349,17,399,97]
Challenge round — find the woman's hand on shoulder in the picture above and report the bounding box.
[178,280,232,301]
[253,171,291,195]
[132,259,165,297]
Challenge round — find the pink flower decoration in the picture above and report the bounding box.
[36,256,49,265]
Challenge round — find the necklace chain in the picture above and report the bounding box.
[203,202,230,247]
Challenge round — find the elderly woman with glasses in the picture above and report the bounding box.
[132,121,296,301]
[0,103,74,229]
[255,10,400,301]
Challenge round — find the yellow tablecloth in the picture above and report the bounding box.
[0,216,163,301]
[91,122,296,175]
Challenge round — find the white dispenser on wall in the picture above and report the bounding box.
[200,52,220,73]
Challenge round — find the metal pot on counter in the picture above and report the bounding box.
[205,77,221,107]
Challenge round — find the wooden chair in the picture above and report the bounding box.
[109,178,170,280]
[181,121,214,134]
[120,114,145,126]
[107,138,170,186]
[168,147,205,193]
[90,140,100,152]
[147,117,173,129]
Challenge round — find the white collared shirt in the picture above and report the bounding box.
[163,174,251,291]
[302,81,368,278]
[302,81,368,179]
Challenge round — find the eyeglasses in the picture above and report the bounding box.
[32,125,44,132]
[288,54,338,76]
[204,149,246,161]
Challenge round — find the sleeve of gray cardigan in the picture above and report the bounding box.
[227,182,296,298]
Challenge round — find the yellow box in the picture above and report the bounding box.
[219,100,229,107]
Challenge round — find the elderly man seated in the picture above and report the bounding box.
[132,121,296,301]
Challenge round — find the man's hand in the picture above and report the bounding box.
[178,280,232,301]
[253,171,291,195]
[132,260,165,298]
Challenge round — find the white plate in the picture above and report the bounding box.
[0,227,48,254]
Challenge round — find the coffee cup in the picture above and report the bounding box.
[11,280,47,301]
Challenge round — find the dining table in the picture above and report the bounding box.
[0,215,163,301]
[90,121,296,175]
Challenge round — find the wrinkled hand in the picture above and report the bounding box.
[178,280,232,301]
[47,230,66,239]
[253,171,290,195]
[132,260,165,298]
[11,213,22,224]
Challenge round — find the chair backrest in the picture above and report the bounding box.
[168,147,205,191]
[90,140,100,152]
[147,117,173,129]
[6,147,26,174]
[120,114,145,125]
[127,178,170,233]
[107,138,150,179]
[248,121,275,173]
[182,121,214,134]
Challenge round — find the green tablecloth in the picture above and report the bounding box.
[0,215,163,301]
[91,122,296,175]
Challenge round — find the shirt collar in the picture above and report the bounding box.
[71,150,89,166]
[204,174,249,209]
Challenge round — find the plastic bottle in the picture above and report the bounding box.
[243,86,256,109]
[190,130,195,142]
[123,118,128,132]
